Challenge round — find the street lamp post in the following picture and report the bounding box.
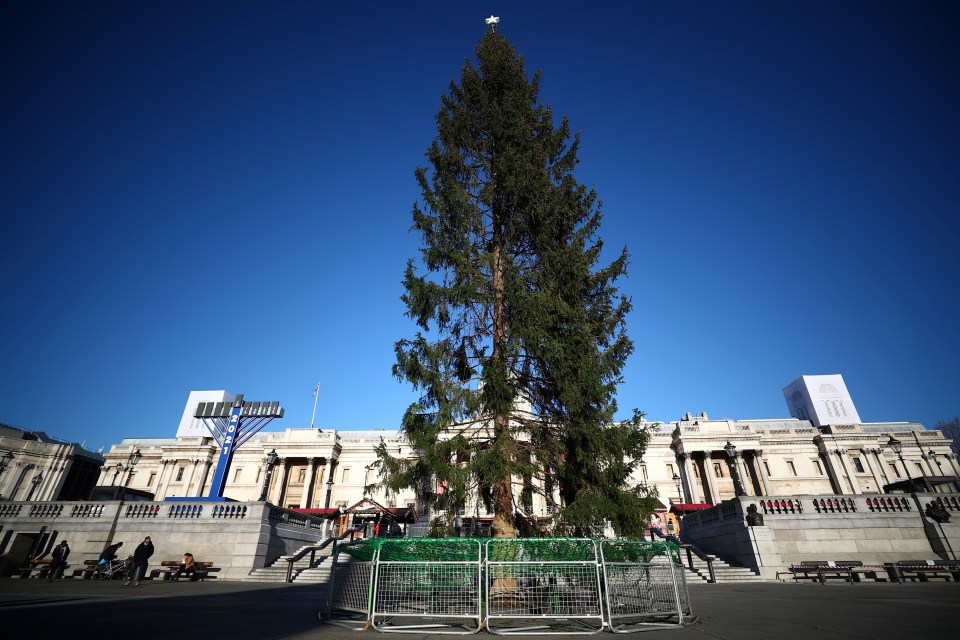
[259,449,279,502]
[123,449,142,487]
[28,472,43,501]
[111,463,124,486]
[723,441,745,497]
[672,472,683,503]
[887,436,912,484]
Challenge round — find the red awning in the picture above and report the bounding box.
[670,503,711,514]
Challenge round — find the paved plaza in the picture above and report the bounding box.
[0,577,957,639]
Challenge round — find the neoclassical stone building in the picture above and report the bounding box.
[97,413,958,520]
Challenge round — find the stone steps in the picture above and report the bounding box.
[244,542,334,583]
[683,556,763,583]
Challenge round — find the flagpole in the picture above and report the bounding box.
[310,382,320,430]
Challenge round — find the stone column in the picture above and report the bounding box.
[300,458,317,508]
[678,452,700,503]
[156,460,176,499]
[833,449,860,494]
[818,446,843,494]
[734,452,752,496]
[752,450,771,496]
[861,448,884,491]
[196,459,213,496]
[184,459,199,497]
[272,458,290,506]
[702,452,720,505]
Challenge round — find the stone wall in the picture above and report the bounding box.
[0,500,328,580]
[681,494,960,580]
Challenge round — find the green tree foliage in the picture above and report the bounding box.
[377,26,654,538]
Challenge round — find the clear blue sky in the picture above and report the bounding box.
[2,2,958,452]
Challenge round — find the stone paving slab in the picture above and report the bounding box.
[0,577,956,639]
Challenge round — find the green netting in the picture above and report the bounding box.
[485,538,598,562]
[599,539,680,564]
[337,538,482,562]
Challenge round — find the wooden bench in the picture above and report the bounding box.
[789,560,867,584]
[154,560,215,581]
[72,559,101,580]
[15,558,52,579]
[891,560,960,583]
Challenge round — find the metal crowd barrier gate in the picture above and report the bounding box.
[599,540,690,633]
[484,538,605,635]
[322,541,376,630]
[370,538,484,634]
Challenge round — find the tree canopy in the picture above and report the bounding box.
[377,26,654,538]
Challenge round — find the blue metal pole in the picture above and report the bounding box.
[207,402,243,498]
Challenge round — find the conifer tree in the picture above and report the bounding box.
[378,24,654,538]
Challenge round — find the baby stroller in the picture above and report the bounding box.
[94,555,131,580]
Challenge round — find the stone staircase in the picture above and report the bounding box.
[681,554,763,583]
[244,542,335,583]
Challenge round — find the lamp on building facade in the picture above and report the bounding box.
[887,436,912,482]
[112,448,143,487]
[28,472,43,501]
[111,462,124,485]
[123,449,142,487]
[259,449,279,502]
[672,473,683,503]
[723,441,745,497]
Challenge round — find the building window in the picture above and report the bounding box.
[763,461,771,476]
[666,463,674,476]
[148,472,156,487]
[812,461,823,476]
[852,457,865,473]
[915,463,924,476]
[341,467,350,483]
[713,463,723,477]
[176,467,184,482]
[890,464,900,479]
[234,468,243,482]
[786,461,797,476]
[298,468,306,483]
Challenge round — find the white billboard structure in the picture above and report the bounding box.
[176,390,235,437]
[783,375,862,428]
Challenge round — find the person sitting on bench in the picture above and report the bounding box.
[172,552,196,581]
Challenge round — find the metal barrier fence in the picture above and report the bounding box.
[599,541,690,633]
[319,538,690,634]
[323,541,376,630]
[370,539,484,634]
[485,539,605,635]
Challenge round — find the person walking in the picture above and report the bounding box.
[47,540,69,582]
[125,536,154,586]
[453,514,463,537]
[648,513,663,541]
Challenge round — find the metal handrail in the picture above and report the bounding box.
[682,544,716,583]
[284,524,363,583]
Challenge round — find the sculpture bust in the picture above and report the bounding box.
[926,501,951,524]
[745,503,764,527]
